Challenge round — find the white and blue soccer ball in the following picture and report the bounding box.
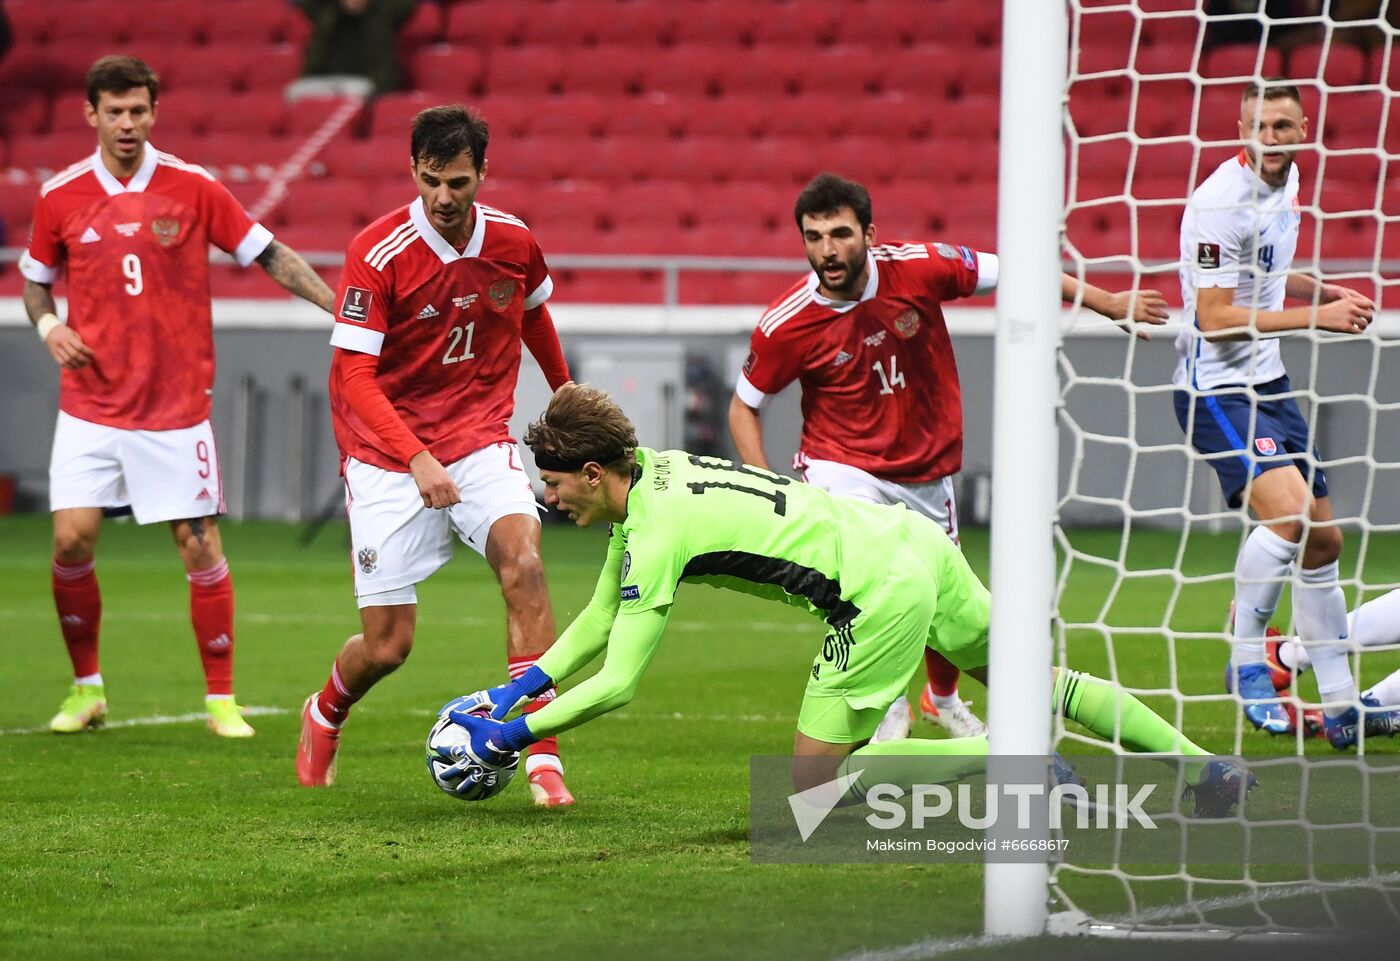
[425,710,519,801]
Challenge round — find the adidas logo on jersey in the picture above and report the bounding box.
[832,351,854,367]
[417,304,440,319]
[195,488,212,501]
[80,227,102,244]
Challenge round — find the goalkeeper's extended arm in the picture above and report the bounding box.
[485,536,625,718]
[495,607,670,750]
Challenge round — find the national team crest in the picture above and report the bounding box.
[893,308,921,339]
[357,547,378,574]
[488,279,516,312]
[151,218,181,246]
[1255,437,1278,456]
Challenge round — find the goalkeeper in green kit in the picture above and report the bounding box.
[450,384,1252,817]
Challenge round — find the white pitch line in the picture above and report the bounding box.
[831,872,1400,961]
[0,705,287,737]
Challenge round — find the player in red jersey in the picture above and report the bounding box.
[20,57,335,738]
[297,105,576,805]
[729,173,1168,739]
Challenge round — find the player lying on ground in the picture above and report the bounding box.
[1231,592,1400,743]
[447,384,1253,817]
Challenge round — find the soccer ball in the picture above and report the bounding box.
[425,710,519,801]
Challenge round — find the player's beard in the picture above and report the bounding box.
[817,252,865,298]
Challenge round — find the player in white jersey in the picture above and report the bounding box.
[1173,79,1380,748]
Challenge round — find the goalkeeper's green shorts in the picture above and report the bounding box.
[796,511,991,744]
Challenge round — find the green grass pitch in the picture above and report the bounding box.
[2,516,1399,960]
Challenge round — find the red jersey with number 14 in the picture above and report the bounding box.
[19,145,273,431]
[736,242,989,484]
[329,198,553,471]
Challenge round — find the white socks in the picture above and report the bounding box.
[1292,561,1356,716]
[1232,526,1299,668]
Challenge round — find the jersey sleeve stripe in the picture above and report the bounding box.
[524,275,553,310]
[364,220,415,265]
[18,250,60,284]
[232,224,275,268]
[480,207,527,228]
[155,154,215,182]
[39,159,95,196]
[734,371,769,408]
[367,227,419,271]
[758,290,813,336]
[329,323,385,356]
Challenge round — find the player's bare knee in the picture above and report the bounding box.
[172,516,223,569]
[1301,525,1342,568]
[1266,516,1305,545]
[496,553,548,601]
[791,754,843,795]
[52,528,95,563]
[366,629,413,673]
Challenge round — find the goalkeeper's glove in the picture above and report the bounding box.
[444,707,520,767]
[474,666,555,721]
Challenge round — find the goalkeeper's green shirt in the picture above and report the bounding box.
[526,447,954,738]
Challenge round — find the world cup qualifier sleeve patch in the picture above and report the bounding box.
[339,286,374,323]
[1196,243,1221,269]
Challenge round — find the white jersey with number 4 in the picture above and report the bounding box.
[1174,151,1300,391]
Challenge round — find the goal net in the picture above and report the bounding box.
[1048,0,1400,937]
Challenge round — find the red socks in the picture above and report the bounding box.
[510,654,560,767]
[188,559,234,696]
[53,558,101,679]
[925,648,961,698]
[315,657,362,727]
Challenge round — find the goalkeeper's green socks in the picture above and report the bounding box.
[838,735,989,796]
[1055,669,1210,781]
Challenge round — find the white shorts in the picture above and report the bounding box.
[344,441,541,606]
[797,455,959,544]
[49,412,225,524]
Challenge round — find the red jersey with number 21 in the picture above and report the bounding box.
[329,198,553,471]
[19,146,273,431]
[736,242,986,484]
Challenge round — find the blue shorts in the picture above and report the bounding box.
[1173,376,1328,509]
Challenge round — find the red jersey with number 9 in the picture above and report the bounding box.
[328,198,553,471]
[19,146,273,431]
[736,242,989,484]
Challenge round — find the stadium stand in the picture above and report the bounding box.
[2,0,1394,302]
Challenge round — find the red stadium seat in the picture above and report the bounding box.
[751,5,839,48]
[607,181,698,233]
[522,2,677,48]
[686,5,759,47]
[1135,203,1186,261]
[0,51,88,93]
[1132,78,1198,139]
[846,0,948,49]
[1068,78,1133,138]
[319,137,415,182]
[550,267,666,303]
[606,94,689,139]
[274,180,375,230]
[8,133,100,176]
[372,91,446,138]
[1074,139,1132,199]
[560,45,645,98]
[7,1,60,44]
[1288,41,1377,87]
[399,1,445,47]
[219,3,302,45]
[486,47,567,97]
[0,178,40,237]
[837,94,930,142]
[1066,202,1133,262]
[285,95,366,136]
[198,92,290,137]
[798,47,885,97]
[1199,45,1285,80]
[408,46,488,98]
[530,96,609,140]
[1318,91,1385,150]
[1074,8,1137,76]
[3,90,53,137]
[446,2,528,46]
[882,46,959,98]
[1134,39,1197,77]
[639,45,728,98]
[1139,14,1201,53]
[679,270,799,307]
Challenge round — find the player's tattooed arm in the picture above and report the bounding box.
[255,241,335,312]
[25,279,95,369]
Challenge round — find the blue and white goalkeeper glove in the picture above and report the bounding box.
[463,666,555,721]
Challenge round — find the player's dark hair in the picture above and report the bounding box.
[86,56,159,107]
[794,172,873,232]
[411,105,489,171]
[1241,77,1303,107]
[524,384,638,475]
